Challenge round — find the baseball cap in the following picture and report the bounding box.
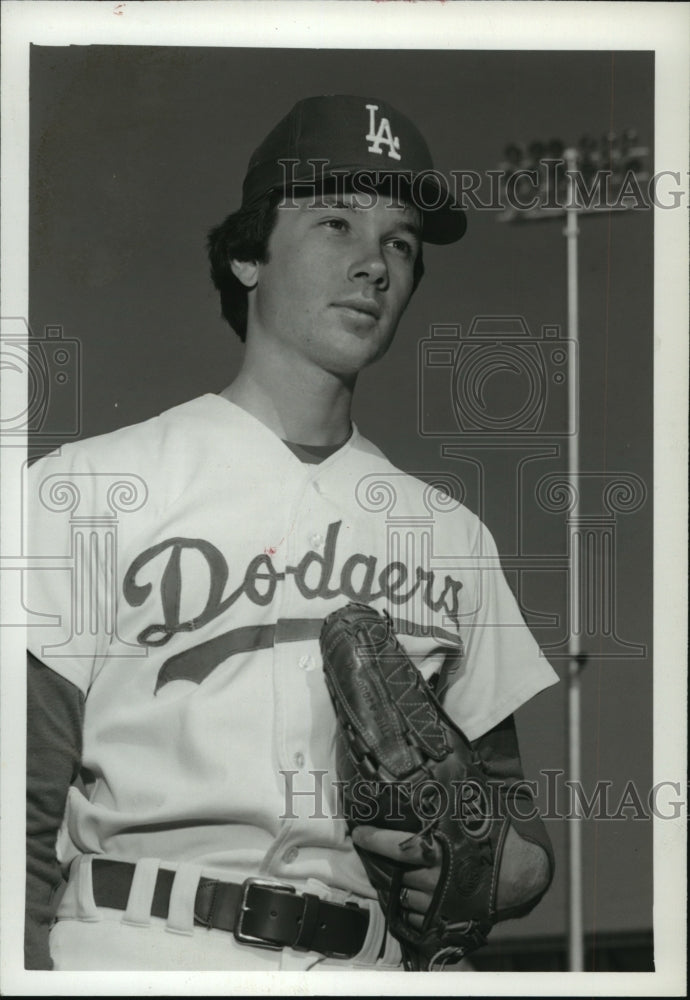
[240,95,467,244]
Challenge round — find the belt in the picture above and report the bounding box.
[91,859,370,959]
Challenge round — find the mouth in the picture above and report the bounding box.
[332,299,381,321]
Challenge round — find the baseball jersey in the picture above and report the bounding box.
[26,393,558,901]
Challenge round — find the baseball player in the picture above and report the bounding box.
[26,95,558,972]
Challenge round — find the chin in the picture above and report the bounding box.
[323,343,389,380]
[328,327,395,372]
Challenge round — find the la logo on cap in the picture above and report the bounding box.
[365,104,401,161]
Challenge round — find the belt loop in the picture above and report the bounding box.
[166,863,203,936]
[351,898,386,965]
[74,855,100,922]
[379,927,403,967]
[122,858,161,927]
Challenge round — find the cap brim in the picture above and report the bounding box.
[414,175,467,245]
[421,201,467,245]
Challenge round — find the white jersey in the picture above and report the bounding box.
[26,394,558,901]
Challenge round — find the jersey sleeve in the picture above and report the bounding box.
[442,518,559,742]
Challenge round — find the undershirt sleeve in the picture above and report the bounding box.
[25,652,84,970]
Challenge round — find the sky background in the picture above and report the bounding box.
[28,44,654,944]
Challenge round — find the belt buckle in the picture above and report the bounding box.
[234,877,296,950]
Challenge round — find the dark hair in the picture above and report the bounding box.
[207,189,425,342]
[207,193,281,343]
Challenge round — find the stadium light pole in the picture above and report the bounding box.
[495,143,587,970]
[495,132,648,970]
[563,146,584,973]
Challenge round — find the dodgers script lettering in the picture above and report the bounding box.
[124,520,463,647]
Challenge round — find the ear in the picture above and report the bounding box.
[230,258,259,289]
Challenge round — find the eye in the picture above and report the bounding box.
[386,237,415,257]
[322,217,349,232]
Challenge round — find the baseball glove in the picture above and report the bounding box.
[320,601,554,971]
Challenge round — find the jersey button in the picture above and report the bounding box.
[293,751,305,768]
[298,654,316,672]
[283,847,299,864]
[309,532,324,549]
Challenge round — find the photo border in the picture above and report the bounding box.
[1,2,687,996]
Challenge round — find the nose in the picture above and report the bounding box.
[347,242,389,289]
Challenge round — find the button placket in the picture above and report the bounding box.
[276,468,336,854]
[276,476,324,814]
[272,476,315,832]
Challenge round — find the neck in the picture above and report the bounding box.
[221,341,356,446]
